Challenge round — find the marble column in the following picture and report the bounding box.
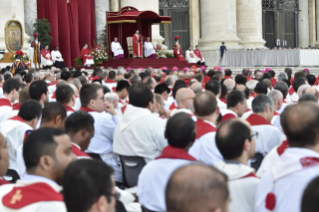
[95,0,110,45]
[309,0,316,47]
[316,0,319,47]
[189,0,200,48]
[236,0,265,49]
[110,0,120,12]
[298,0,310,47]
[24,0,37,41]
[120,0,164,45]
[198,0,241,67]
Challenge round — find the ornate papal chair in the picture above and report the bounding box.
[127,37,133,59]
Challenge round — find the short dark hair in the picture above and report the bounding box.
[65,111,94,135]
[292,78,306,92]
[18,100,42,121]
[4,74,12,81]
[23,128,66,170]
[216,119,251,159]
[242,69,249,76]
[194,74,203,83]
[63,160,114,212]
[61,71,71,81]
[254,82,268,95]
[29,80,48,101]
[129,84,154,108]
[41,102,67,124]
[306,75,316,86]
[116,80,130,92]
[220,84,228,98]
[173,80,187,99]
[154,83,170,95]
[24,73,33,83]
[298,94,318,103]
[225,69,232,76]
[302,176,319,212]
[274,81,289,99]
[108,71,116,79]
[235,75,247,85]
[3,78,21,94]
[166,113,195,148]
[80,84,102,107]
[282,102,319,147]
[268,70,276,78]
[56,85,75,105]
[263,73,271,80]
[226,90,245,109]
[205,80,220,95]
[194,91,217,116]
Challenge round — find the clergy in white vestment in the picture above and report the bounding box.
[215,119,259,212]
[189,92,223,166]
[185,46,200,64]
[138,113,197,212]
[255,102,319,212]
[111,37,124,60]
[144,37,156,58]
[51,46,65,69]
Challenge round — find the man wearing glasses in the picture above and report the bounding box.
[215,118,259,212]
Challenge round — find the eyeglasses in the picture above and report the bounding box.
[95,97,105,101]
[249,132,259,140]
[107,192,120,200]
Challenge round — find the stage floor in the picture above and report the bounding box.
[86,58,204,70]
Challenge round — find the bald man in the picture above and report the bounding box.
[166,164,229,212]
[215,119,259,212]
[297,84,311,98]
[268,90,283,133]
[256,102,319,212]
[170,88,196,120]
[303,86,318,101]
[190,82,202,94]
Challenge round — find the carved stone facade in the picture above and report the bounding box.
[24,0,37,42]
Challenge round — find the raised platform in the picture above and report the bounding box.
[91,58,203,70]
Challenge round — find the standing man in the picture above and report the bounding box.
[133,30,143,58]
[144,37,156,58]
[31,33,42,69]
[111,37,124,60]
[220,42,227,58]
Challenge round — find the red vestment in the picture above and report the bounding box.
[174,49,185,61]
[81,48,93,64]
[133,34,143,57]
[194,49,203,60]
[41,50,52,61]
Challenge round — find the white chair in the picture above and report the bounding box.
[127,37,133,58]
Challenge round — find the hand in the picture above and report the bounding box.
[163,109,171,119]
[104,103,117,116]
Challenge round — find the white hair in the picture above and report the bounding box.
[297,84,311,97]
[246,80,259,91]
[69,78,81,89]
[267,90,283,104]
[104,92,119,102]
[223,79,235,92]
[68,84,78,93]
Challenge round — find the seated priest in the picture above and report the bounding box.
[41,45,53,69]
[11,50,27,75]
[111,37,124,60]
[194,45,206,65]
[174,45,185,61]
[81,43,94,67]
[144,37,156,58]
[185,46,200,64]
[51,46,66,69]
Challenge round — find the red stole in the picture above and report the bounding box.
[221,113,237,123]
[288,86,295,96]
[246,114,272,126]
[194,49,203,60]
[51,92,56,99]
[196,119,216,139]
[0,98,12,107]
[156,145,197,161]
[41,50,52,61]
[9,116,25,123]
[277,140,289,156]
[62,104,75,112]
[2,183,63,209]
[270,78,277,88]
[219,97,227,104]
[80,107,95,112]
[72,143,91,158]
[121,105,127,114]
[169,102,177,111]
[0,178,10,186]
[12,103,21,110]
[105,79,116,83]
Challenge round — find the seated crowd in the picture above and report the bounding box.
[0,64,317,212]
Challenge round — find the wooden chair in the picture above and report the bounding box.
[126,37,134,58]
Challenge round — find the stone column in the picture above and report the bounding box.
[309,0,316,47]
[236,0,265,49]
[298,0,310,47]
[189,0,200,48]
[110,0,120,12]
[95,0,110,44]
[120,0,164,45]
[316,0,319,47]
[198,0,241,67]
[24,0,37,41]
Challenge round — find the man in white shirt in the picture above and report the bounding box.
[104,70,117,92]
[286,78,306,104]
[138,113,197,212]
[0,100,42,174]
[215,119,259,212]
[144,37,156,58]
[255,102,319,212]
[51,46,65,69]
[79,84,121,182]
[268,90,283,133]
[185,46,200,64]
[274,82,289,114]
[0,128,76,212]
[221,90,247,123]
[55,85,76,116]
[170,88,196,119]
[111,37,124,60]
[0,79,21,122]
[189,91,222,165]
[113,84,167,163]
[205,80,227,110]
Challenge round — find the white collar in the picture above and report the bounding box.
[221,109,238,117]
[22,174,58,186]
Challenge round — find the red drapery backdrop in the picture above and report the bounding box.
[37,0,96,67]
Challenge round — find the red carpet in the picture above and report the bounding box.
[84,58,205,69]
